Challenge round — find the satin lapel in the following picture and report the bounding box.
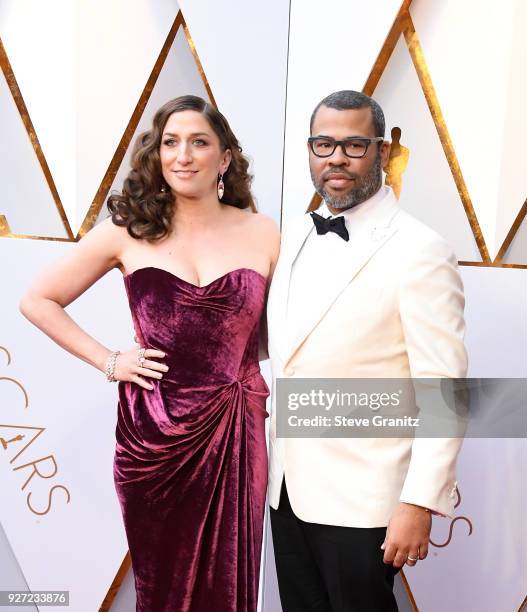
[285,207,401,366]
[268,214,315,364]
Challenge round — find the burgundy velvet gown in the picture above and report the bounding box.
[113,266,270,612]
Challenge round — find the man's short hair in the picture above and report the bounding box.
[310,90,385,138]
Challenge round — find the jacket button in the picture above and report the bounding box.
[285,366,295,376]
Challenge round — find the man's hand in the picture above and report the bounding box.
[381,502,432,568]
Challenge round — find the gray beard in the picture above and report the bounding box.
[311,153,382,211]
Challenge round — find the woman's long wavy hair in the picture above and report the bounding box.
[107,95,255,241]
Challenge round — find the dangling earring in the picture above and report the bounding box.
[160,183,167,193]
[217,174,225,200]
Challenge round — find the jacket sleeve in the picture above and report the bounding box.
[397,233,468,517]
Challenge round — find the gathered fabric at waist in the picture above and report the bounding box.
[114,366,270,483]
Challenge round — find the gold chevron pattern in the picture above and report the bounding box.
[76,11,215,240]
[0,11,215,245]
[2,6,525,258]
[305,0,526,269]
[0,39,74,241]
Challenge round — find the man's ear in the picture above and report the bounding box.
[380,141,391,170]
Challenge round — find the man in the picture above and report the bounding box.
[267,90,467,611]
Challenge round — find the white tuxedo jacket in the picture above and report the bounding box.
[267,187,468,527]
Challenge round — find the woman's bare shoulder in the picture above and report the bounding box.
[243,210,280,236]
[75,215,137,271]
[245,212,281,264]
[83,215,135,250]
[87,215,128,238]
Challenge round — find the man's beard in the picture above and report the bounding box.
[311,153,382,211]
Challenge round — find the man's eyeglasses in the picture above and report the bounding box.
[308,136,384,159]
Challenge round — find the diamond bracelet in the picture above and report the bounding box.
[105,350,121,382]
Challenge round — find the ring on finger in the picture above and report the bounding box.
[137,347,146,366]
[407,555,418,562]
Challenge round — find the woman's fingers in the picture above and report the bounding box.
[112,347,168,387]
[144,349,166,360]
[141,359,169,373]
[131,374,154,390]
[136,366,164,380]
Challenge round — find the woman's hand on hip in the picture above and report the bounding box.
[114,347,169,390]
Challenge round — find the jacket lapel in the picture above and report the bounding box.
[284,201,401,366]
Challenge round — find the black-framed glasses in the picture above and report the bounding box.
[308,136,384,158]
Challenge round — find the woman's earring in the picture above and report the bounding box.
[217,174,225,200]
[160,184,167,193]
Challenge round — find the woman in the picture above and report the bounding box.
[20,95,280,611]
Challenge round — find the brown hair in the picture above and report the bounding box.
[107,95,255,241]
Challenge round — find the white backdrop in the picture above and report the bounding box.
[1,0,526,611]
[1,1,288,610]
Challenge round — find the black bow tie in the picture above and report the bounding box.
[310,211,349,242]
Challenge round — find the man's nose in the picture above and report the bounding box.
[328,144,349,165]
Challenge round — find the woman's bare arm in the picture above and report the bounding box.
[19,217,167,388]
[19,217,126,371]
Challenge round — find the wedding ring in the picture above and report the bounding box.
[407,555,418,562]
[137,347,146,366]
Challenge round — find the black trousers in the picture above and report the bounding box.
[269,480,399,612]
